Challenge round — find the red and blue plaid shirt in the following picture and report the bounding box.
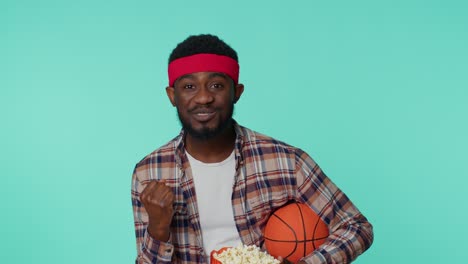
[132,123,373,263]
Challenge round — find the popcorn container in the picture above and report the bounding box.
[210,247,231,264]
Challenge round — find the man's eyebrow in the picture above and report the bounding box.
[177,74,196,82]
[208,72,229,80]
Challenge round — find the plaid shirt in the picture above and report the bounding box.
[132,123,373,263]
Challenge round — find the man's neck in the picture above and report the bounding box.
[184,125,236,163]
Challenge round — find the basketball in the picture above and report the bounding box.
[264,202,329,263]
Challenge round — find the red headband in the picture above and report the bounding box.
[168,53,239,86]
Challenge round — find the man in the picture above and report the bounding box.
[132,34,373,263]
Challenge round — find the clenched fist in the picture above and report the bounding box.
[140,180,175,241]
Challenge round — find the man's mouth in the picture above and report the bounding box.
[192,110,216,122]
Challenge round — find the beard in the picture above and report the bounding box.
[177,103,235,140]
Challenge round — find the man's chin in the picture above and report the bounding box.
[183,119,233,140]
[186,127,220,140]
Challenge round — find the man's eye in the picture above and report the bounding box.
[184,84,194,89]
[211,83,223,89]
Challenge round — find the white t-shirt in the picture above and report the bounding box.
[186,150,242,262]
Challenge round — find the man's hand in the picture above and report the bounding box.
[140,180,175,241]
[277,256,307,264]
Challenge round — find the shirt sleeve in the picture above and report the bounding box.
[132,167,175,263]
[294,150,374,263]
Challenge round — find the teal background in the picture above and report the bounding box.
[1,0,467,263]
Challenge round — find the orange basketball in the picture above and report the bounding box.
[264,202,329,263]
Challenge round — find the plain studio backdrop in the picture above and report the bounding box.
[1,0,467,263]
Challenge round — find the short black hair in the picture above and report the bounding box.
[168,34,238,64]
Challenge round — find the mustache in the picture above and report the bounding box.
[188,106,217,113]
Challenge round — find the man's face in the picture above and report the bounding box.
[166,72,244,140]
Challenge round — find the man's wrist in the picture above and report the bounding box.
[147,226,170,242]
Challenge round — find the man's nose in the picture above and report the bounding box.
[193,87,214,105]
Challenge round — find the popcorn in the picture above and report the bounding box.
[212,244,280,264]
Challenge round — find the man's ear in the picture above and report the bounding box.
[166,86,176,106]
[234,83,244,104]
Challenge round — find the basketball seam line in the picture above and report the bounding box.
[295,203,307,258]
[263,236,329,243]
[271,213,298,259]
